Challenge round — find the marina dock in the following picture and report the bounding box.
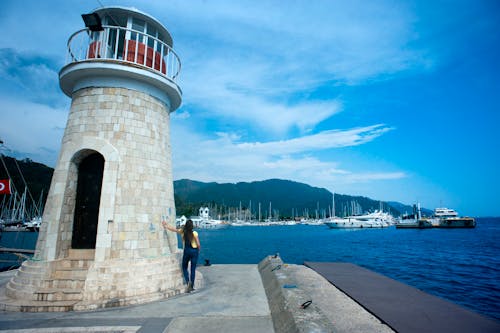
[0,256,498,332]
[0,248,35,255]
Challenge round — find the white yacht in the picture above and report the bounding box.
[325,211,393,229]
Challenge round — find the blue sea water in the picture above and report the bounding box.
[195,217,500,322]
[1,218,498,321]
[0,231,38,271]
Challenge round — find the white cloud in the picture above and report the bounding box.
[171,121,404,192]
[168,0,430,138]
[237,125,393,154]
[0,48,66,107]
[0,1,84,57]
[180,58,343,134]
[171,0,428,83]
[0,97,67,166]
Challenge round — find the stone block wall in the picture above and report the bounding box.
[37,86,178,263]
[76,254,186,310]
[17,86,188,310]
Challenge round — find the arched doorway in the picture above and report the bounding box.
[72,153,104,249]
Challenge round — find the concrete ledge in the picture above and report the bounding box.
[258,255,334,333]
[305,262,500,333]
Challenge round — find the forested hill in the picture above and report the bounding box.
[0,155,52,210]
[173,178,412,218]
[0,156,424,219]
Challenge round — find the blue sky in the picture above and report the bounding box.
[0,1,499,216]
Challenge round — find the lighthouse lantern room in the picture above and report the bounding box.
[60,6,182,110]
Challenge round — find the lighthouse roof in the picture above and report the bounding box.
[92,6,173,47]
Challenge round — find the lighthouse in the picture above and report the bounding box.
[3,7,192,311]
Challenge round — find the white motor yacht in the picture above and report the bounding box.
[325,211,393,229]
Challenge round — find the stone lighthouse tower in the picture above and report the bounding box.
[3,7,189,311]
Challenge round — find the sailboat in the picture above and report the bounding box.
[0,153,44,231]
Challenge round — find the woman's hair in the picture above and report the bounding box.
[183,219,194,245]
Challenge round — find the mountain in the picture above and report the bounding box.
[174,178,404,219]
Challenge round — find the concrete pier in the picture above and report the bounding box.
[0,260,392,332]
[0,264,272,332]
[1,257,498,332]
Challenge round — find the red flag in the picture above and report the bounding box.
[0,179,11,194]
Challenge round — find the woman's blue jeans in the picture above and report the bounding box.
[182,247,199,285]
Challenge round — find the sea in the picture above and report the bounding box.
[1,217,499,322]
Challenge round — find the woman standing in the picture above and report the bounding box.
[162,219,201,292]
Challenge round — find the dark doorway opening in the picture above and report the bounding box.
[72,153,104,249]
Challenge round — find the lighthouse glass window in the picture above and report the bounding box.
[156,33,164,53]
[147,25,158,49]
[131,18,146,42]
[104,14,127,59]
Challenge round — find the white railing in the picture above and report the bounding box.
[65,25,181,82]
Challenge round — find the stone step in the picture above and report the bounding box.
[5,282,36,300]
[18,265,45,276]
[53,259,93,270]
[51,269,88,280]
[43,278,85,290]
[19,260,46,274]
[0,298,78,312]
[6,279,37,292]
[17,266,45,279]
[34,288,83,302]
[68,249,95,260]
[10,272,47,289]
[21,259,45,268]
[6,280,83,302]
[9,276,85,292]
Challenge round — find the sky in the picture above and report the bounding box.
[0,0,499,217]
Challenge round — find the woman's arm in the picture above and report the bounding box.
[162,221,180,233]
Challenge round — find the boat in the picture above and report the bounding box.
[324,193,394,229]
[433,207,475,228]
[396,205,475,229]
[325,211,393,229]
[176,207,228,229]
[396,216,434,229]
[396,203,432,229]
[230,220,272,226]
[1,154,45,232]
[300,218,324,225]
[24,216,42,231]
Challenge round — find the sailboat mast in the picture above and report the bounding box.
[332,193,335,217]
[258,202,261,222]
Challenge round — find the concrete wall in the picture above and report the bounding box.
[258,256,335,333]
